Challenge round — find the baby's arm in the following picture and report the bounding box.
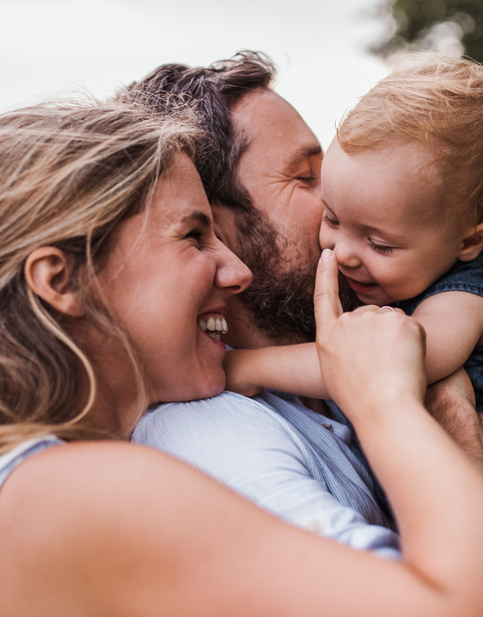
[412,290,483,384]
[223,291,483,399]
[223,343,329,399]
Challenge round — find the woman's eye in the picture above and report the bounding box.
[186,228,204,244]
[368,239,393,254]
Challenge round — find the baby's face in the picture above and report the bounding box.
[319,138,463,306]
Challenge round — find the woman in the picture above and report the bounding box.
[0,100,482,617]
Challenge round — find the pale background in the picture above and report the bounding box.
[0,0,391,149]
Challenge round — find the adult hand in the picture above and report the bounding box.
[313,249,427,423]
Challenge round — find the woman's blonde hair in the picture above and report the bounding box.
[0,100,203,453]
[337,52,483,227]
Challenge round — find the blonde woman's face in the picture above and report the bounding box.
[98,153,252,406]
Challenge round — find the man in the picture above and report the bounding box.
[126,52,481,556]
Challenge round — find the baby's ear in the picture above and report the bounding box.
[459,223,483,262]
[24,247,85,317]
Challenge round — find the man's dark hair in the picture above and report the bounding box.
[122,51,276,212]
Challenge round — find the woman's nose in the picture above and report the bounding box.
[215,242,253,294]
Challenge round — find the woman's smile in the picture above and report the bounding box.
[198,310,229,345]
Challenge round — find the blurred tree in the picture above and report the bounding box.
[370,0,483,62]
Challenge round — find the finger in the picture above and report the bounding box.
[417,319,427,358]
[355,304,385,313]
[314,249,343,334]
[377,306,405,314]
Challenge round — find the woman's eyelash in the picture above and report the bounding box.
[368,239,393,254]
[186,228,204,242]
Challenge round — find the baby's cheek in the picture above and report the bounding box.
[319,221,332,250]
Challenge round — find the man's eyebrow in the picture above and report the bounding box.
[286,144,323,171]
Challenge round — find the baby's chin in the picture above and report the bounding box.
[338,273,362,310]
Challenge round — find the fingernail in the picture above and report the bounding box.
[320,249,333,262]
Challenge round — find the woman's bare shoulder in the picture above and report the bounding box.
[0,439,199,546]
[0,440,212,615]
[0,440,311,617]
[0,439,180,508]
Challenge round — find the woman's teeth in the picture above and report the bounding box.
[198,315,228,341]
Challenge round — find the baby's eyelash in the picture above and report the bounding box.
[368,239,393,254]
[323,213,339,227]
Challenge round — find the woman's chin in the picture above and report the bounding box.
[175,372,226,403]
[199,375,226,400]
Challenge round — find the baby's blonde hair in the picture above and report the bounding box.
[0,100,203,453]
[337,52,483,227]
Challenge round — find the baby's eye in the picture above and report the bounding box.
[368,239,393,254]
[322,212,339,227]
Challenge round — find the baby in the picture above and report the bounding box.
[224,53,483,410]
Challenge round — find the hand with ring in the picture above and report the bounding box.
[314,250,427,423]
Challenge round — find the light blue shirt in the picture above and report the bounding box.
[132,389,400,559]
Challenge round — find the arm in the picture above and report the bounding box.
[132,393,399,556]
[425,367,483,468]
[311,249,483,615]
[9,411,483,617]
[412,290,483,384]
[223,343,329,398]
[224,291,483,402]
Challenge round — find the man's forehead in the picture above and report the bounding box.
[231,87,289,117]
[231,89,322,165]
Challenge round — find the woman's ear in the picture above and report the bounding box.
[24,247,85,317]
[458,223,483,262]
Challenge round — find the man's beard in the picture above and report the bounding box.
[233,206,359,345]
[234,207,319,345]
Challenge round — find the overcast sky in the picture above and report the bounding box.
[0,0,391,149]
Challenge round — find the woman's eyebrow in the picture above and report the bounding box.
[181,212,212,227]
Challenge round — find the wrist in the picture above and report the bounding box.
[349,390,425,433]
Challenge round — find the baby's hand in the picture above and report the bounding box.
[223,349,263,397]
